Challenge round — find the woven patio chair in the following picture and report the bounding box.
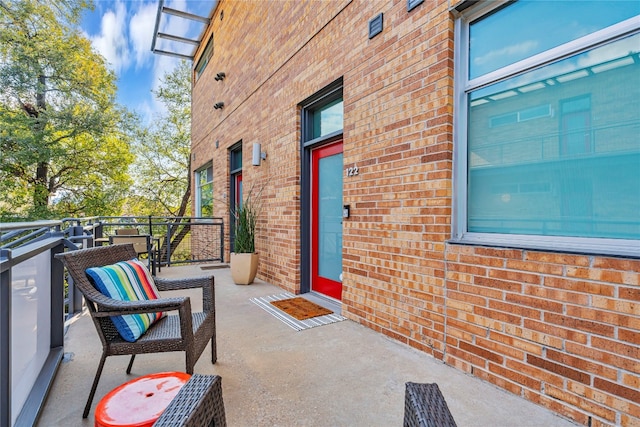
[55,244,217,418]
[153,374,226,426]
[404,382,457,427]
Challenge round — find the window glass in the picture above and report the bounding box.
[467,34,640,239]
[312,98,343,139]
[230,147,242,172]
[195,35,214,80]
[196,165,213,217]
[469,1,639,79]
[318,152,343,282]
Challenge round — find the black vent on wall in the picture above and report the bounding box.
[368,13,383,39]
[407,0,424,12]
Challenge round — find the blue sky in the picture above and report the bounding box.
[81,1,214,122]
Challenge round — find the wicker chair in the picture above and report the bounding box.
[55,244,217,418]
[153,374,226,426]
[404,382,457,427]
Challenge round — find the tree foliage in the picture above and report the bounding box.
[0,0,135,220]
[127,60,192,217]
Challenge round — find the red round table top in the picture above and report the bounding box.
[95,371,191,427]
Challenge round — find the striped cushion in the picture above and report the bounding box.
[86,259,165,342]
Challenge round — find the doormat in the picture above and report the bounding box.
[250,293,346,331]
[270,297,333,320]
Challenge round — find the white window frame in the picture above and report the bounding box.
[194,34,213,81]
[452,2,640,257]
[195,163,213,218]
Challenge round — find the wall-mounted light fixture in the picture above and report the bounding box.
[213,102,224,109]
[252,142,267,166]
[214,72,226,81]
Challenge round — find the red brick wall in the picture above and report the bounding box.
[191,1,639,425]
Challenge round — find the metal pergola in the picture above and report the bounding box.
[151,0,218,60]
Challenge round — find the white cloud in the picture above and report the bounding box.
[134,98,156,123]
[89,1,131,74]
[80,0,185,124]
[149,55,181,118]
[473,40,539,69]
[129,2,157,69]
[472,33,640,100]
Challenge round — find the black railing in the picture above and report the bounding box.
[60,216,225,267]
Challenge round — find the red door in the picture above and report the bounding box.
[235,173,243,208]
[311,141,343,300]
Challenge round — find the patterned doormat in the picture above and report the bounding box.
[250,293,346,331]
[270,297,333,320]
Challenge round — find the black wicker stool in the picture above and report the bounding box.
[154,374,226,427]
[403,382,457,427]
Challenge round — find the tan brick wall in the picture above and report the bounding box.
[191,1,639,425]
[191,0,354,291]
[446,246,640,425]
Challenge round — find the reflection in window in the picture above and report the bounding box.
[196,164,213,217]
[312,98,343,139]
[460,0,640,245]
[469,1,639,79]
[560,96,591,156]
[230,146,242,172]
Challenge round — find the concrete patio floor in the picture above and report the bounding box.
[37,264,578,426]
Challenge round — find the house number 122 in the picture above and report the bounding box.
[346,165,359,177]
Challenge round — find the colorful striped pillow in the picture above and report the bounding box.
[86,259,165,342]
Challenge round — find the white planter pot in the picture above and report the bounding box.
[230,252,259,285]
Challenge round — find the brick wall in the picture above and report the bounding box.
[445,246,640,426]
[191,0,639,425]
[191,0,354,292]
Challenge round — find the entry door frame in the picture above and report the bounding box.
[300,78,344,295]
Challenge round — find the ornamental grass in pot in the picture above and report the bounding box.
[230,188,259,285]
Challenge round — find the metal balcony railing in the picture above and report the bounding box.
[0,221,67,427]
[0,216,224,426]
[60,216,225,268]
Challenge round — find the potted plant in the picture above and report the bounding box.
[230,188,260,285]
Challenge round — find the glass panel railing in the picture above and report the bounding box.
[11,251,51,425]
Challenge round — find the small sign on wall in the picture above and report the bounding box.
[346,165,359,177]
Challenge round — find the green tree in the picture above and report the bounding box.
[126,61,193,264]
[0,0,134,220]
[128,60,192,217]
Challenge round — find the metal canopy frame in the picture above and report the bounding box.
[151,0,217,60]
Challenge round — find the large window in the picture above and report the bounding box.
[195,164,213,217]
[454,1,640,256]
